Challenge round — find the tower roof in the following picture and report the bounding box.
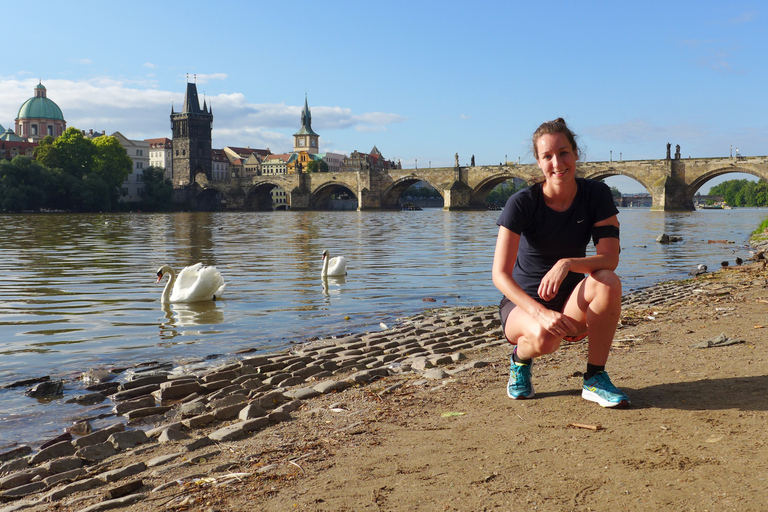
[293,94,318,136]
[175,81,211,116]
[16,82,65,121]
[1,128,25,142]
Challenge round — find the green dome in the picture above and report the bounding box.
[17,84,64,121]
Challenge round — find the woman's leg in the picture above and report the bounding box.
[503,305,565,360]
[561,269,622,365]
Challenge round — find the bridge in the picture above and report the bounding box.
[183,154,768,211]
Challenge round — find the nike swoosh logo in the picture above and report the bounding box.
[577,219,585,223]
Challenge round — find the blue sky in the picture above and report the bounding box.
[1,0,765,193]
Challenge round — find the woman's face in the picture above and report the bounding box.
[535,132,577,185]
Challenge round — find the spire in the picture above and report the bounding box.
[295,94,318,136]
[303,94,311,129]
[182,82,202,114]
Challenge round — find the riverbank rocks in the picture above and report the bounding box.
[0,305,525,507]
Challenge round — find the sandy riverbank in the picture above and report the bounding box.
[1,243,767,511]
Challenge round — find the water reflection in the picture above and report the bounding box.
[159,301,225,335]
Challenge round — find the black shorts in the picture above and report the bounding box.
[498,276,587,343]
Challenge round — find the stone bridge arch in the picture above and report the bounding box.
[469,170,537,207]
[582,169,654,195]
[310,180,358,209]
[380,176,443,210]
[688,165,767,197]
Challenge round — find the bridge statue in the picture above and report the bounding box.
[455,153,459,167]
[666,143,671,160]
[675,145,681,160]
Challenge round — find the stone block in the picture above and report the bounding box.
[72,423,125,449]
[42,456,82,475]
[238,403,267,421]
[0,445,32,463]
[108,431,148,451]
[213,403,246,421]
[97,461,146,483]
[76,442,117,463]
[182,413,215,429]
[0,467,48,490]
[28,440,76,466]
[43,467,85,487]
[252,390,286,409]
[45,477,105,502]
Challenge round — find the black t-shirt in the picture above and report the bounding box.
[497,178,619,308]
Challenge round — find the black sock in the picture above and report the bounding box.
[585,363,605,380]
[513,348,532,366]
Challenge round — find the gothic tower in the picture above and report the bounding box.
[293,95,319,154]
[171,80,213,185]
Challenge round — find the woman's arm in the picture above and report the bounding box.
[492,225,577,335]
[537,215,620,302]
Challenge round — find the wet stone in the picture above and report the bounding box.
[0,457,29,475]
[0,446,32,463]
[65,392,106,406]
[121,375,168,390]
[111,384,161,402]
[113,396,155,415]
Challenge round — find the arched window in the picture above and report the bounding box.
[31,124,38,136]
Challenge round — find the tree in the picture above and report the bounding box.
[306,160,318,173]
[92,135,132,205]
[139,166,173,211]
[0,157,50,211]
[44,127,96,177]
[610,186,622,200]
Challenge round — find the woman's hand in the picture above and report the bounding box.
[538,258,571,302]
[533,307,577,338]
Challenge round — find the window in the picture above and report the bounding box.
[31,124,38,135]
[137,150,143,156]
[47,125,53,136]
[137,162,143,169]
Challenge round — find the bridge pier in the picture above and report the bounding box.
[649,160,695,211]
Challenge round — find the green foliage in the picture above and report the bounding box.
[139,166,173,211]
[753,216,768,240]
[1,130,158,212]
[404,181,441,199]
[0,157,50,211]
[487,180,527,205]
[610,186,622,200]
[305,160,318,173]
[709,178,768,207]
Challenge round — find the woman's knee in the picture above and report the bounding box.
[587,269,622,299]
[525,328,562,355]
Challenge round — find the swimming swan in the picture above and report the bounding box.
[156,263,226,303]
[321,250,347,278]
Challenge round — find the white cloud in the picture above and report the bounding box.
[193,73,228,84]
[0,76,405,154]
[144,62,159,69]
[79,59,93,66]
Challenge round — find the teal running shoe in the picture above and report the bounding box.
[507,357,534,399]
[582,371,630,408]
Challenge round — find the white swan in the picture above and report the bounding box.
[156,263,226,303]
[321,249,347,277]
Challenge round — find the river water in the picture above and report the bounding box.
[1,208,766,448]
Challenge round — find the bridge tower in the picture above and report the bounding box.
[293,95,319,154]
[171,79,213,186]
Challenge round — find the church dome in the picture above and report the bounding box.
[17,83,64,121]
